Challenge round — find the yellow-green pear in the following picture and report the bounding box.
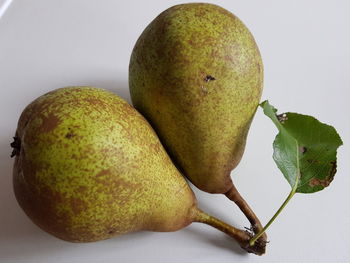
[129,3,265,239]
[12,87,265,255]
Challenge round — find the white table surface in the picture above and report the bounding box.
[0,1,349,262]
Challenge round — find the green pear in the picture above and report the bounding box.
[129,3,265,238]
[12,87,265,255]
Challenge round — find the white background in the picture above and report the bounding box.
[0,0,349,262]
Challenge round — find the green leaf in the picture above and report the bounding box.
[260,100,343,193]
[250,101,343,246]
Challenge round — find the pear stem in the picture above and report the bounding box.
[192,208,266,255]
[225,184,267,241]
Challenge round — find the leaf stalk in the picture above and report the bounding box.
[249,174,299,246]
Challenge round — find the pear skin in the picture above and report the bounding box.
[129,3,266,239]
[130,3,262,193]
[12,87,195,242]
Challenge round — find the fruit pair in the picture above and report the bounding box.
[12,3,265,255]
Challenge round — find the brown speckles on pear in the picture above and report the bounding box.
[204,75,216,82]
[70,197,88,215]
[130,2,263,192]
[129,3,266,245]
[38,113,61,133]
[13,87,196,242]
[95,169,110,178]
[65,128,76,139]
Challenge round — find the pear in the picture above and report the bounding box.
[129,3,265,239]
[12,87,265,255]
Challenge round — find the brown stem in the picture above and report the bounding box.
[192,207,266,255]
[225,184,267,242]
